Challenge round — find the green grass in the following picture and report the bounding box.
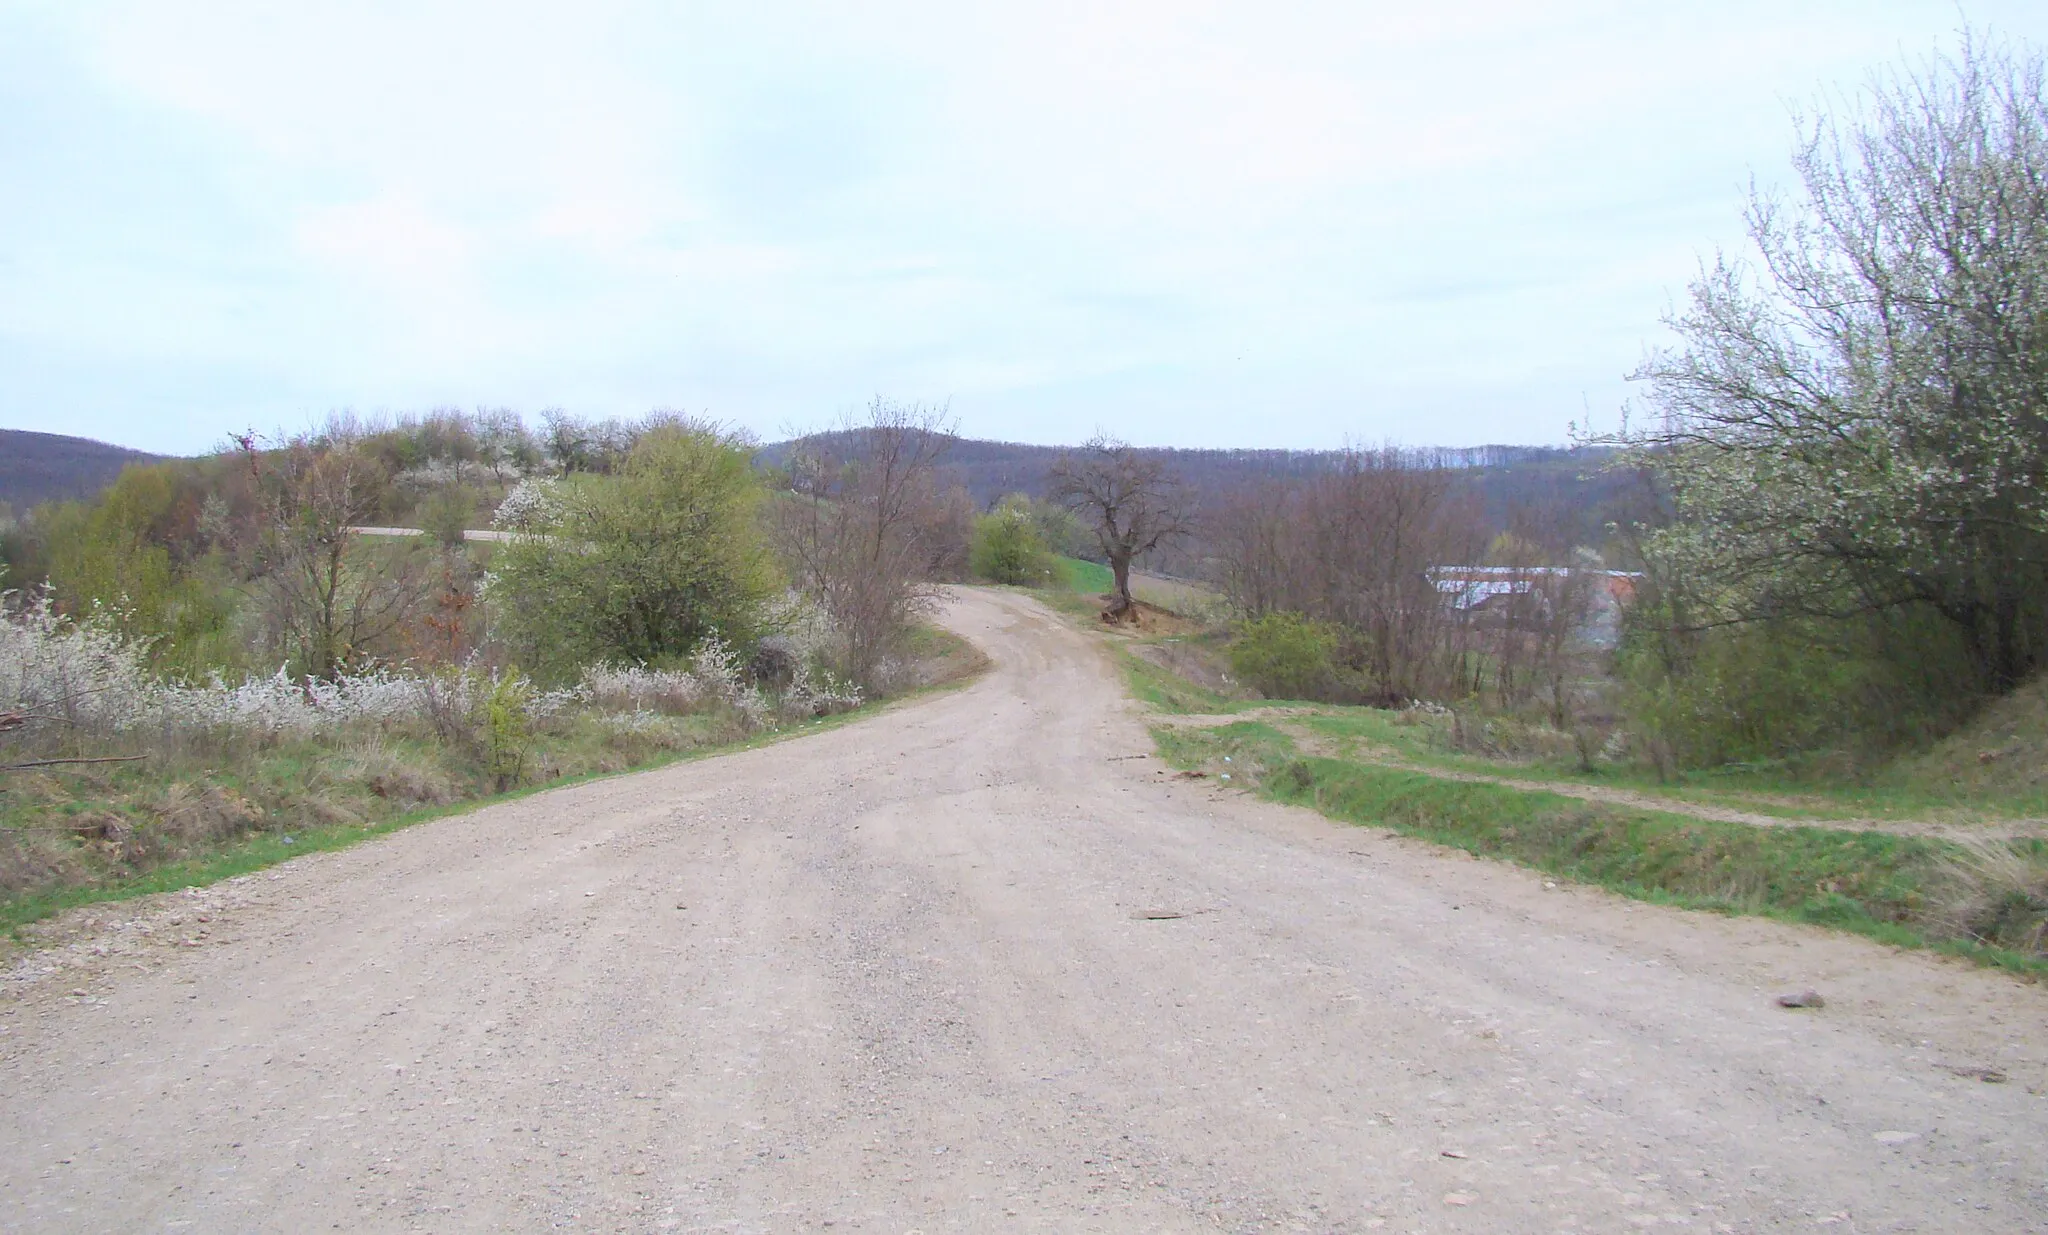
[1271,671,2048,825]
[1291,708,1850,813]
[3,789,497,934]
[1152,719,2048,979]
[1042,571,2048,972]
[1240,704,2048,825]
[1117,646,1240,715]
[1127,571,1222,616]
[1056,556,1112,593]
[1063,576,2048,824]
[1151,718,1297,767]
[1031,588,1097,617]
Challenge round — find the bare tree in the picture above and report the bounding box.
[1533,561,1602,730]
[1210,448,1482,703]
[238,434,435,680]
[1047,436,1194,621]
[770,398,958,687]
[1210,479,1294,621]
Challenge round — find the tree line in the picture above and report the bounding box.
[1104,31,2048,777]
[0,401,979,699]
[8,29,2040,780]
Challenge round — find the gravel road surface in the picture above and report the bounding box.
[3,588,2044,1232]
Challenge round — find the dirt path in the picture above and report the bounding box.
[1159,711,2048,840]
[4,588,2045,1232]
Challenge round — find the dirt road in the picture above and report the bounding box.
[3,589,2044,1232]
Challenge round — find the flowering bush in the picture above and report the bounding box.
[491,477,561,532]
[575,663,706,713]
[2,591,858,751]
[0,592,152,735]
[782,659,863,717]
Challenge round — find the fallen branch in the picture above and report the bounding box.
[0,711,74,732]
[1,755,150,771]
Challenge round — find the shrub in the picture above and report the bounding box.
[1936,838,2048,957]
[0,589,153,737]
[0,593,810,750]
[1229,612,1336,701]
[488,422,779,683]
[415,484,478,548]
[1616,603,1978,772]
[485,671,534,790]
[969,501,1057,586]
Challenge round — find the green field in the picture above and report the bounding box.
[1056,556,1112,592]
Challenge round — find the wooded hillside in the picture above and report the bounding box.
[0,430,164,512]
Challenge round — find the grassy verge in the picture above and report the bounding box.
[2,625,987,938]
[1152,719,2048,978]
[1024,599,1250,716]
[1056,556,1113,592]
[1039,573,2048,824]
[1291,708,2048,823]
[1119,646,1238,715]
[1023,570,2048,971]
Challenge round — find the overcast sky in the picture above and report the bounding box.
[3,2,2044,455]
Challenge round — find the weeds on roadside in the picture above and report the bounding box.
[1936,837,2048,957]
[0,591,877,907]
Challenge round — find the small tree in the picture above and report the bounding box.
[770,398,957,687]
[969,496,1057,585]
[1529,559,1601,730]
[1618,33,2048,696]
[1229,612,1335,700]
[242,436,433,681]
[415,484,477,549]
[490,421,778,683]
[41,466,197,654]
[1047,436,1193,620]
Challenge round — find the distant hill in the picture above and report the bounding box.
[757,434,1630,528]
[759,433,1613,508]
[0,429,164,513]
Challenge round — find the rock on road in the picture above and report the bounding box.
[3,588,2045,1232]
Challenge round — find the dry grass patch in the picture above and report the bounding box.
[1936,837,2048,956]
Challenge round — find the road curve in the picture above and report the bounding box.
[3,587,2045,1232]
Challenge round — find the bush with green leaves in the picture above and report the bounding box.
[1616,598,1977,773]
[485,670,534,790]
[969,499,1058,586]
[39,464,239,677]
[415,484,479,548]
[488,422,779,683]
[1228,611,1337,701]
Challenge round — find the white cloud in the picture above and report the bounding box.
[3,0,2046,452]
[298,194,476,285]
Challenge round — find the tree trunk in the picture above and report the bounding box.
[1993,578,2024,694]
[1106,554,1136,621]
